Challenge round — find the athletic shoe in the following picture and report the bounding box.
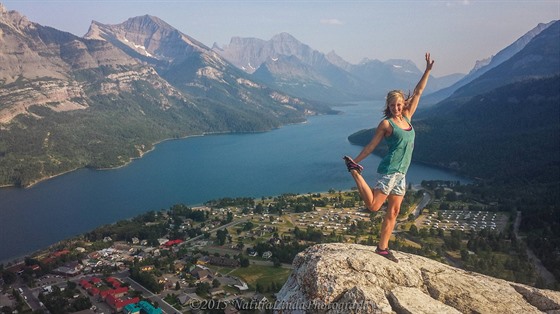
[375,247,398,263]
[343,156,364,174]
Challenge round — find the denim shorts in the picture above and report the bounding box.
[374,172,406,196]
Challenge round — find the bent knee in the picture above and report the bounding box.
[365,202,384,212]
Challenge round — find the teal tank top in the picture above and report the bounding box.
[377,116,415,175]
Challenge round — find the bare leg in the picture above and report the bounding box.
[349,169,389,212]
[378,194,404,250]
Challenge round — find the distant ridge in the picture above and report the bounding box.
[425,20,560,115]
[214,33,452,102]
[422,20,557,105]
[214,33,375,102]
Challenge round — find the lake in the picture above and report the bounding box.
[0,101,468,263]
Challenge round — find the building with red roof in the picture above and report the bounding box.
[52,250,70,257]
[80,280,92,289]
[40,257,55,265]
[99,286,129,299]
[106,277,122,288]
[110,287,128,298]
[163,239,183,247]
[87,287,100,296]
[106,294,140,312]
[99,289,111,299]
[29,264,41,272]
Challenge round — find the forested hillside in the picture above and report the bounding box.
[418,76,559,183]
[348,76,559,182]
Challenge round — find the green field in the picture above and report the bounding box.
[230,265,292,289]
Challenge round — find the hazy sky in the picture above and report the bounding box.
[2,0,559,77]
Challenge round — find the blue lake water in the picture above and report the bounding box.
[0,101,467,263]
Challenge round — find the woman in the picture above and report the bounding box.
[343,53,434,263]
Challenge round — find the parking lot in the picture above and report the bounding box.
[35,275,67,289]
[290,208,370,231]
[0,293,15,308]
[417,210,509,233]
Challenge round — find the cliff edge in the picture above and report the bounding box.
[275,243,560,313]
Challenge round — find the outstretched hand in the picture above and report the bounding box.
[425,52,435,71]
[406,53,434,117]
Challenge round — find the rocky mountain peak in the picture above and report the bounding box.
[424,20,558,105]
[325,50,354,73]
[84,14,209,63]
[0,7,69,84]
[470,20,556,76]
[276,243,560,313]
[357,57,381,65]
[0,2,34,32]
[386,59,422,74]
[216,32,324,75]
[470,56,493,74]
[227,36,266,46]
[271,32,299,43]
[122,14,174,32]
[269,32,314,57]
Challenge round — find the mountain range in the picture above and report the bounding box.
[0,1,557,189]
[0,5,332,187]
[421,21,556,106]
[213,33,461,103]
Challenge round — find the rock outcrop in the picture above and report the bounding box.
[275,243,560,313]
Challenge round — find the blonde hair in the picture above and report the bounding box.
[383,90,409,118]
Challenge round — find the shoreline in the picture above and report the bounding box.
[0,186,350,266]
[0,183,435,266]
[0,176,468,265]
[0,132,217,189]
[0,181,472,266]
[0,118,315,190]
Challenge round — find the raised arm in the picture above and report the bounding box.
[404,53,434,119]
[353,120,391,163]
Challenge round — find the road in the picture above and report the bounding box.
[179,218,248,247]
[413,191,432,218]
[513,211,557,287]
[114,271,180,314]
[15,276,64,313]
[20,284,43,312]
[395,190,432,228]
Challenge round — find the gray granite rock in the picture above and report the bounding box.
[275,243,560,313]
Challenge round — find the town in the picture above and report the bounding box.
[0,180,537,314]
